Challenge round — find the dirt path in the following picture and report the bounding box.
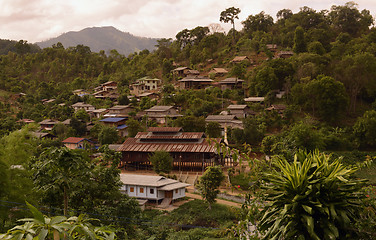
[185,192,243,208]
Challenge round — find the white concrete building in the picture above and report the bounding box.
[120,174,190,201]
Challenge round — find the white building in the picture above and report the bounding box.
[120,174,190,201]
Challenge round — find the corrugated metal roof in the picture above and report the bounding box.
[145,106,174,112]
[62,137,86,144]
[227,105,248,110]
[99,117,126,123]
[147,127,182,132]
[120,174,186,188]
[159,182,190,191]
[206,115,237,121]
[137,132,204,140]
[109,105,132,110]
[118,137,216,153]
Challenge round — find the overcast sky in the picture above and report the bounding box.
[0,0,375,43]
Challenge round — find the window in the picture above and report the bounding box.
[130,187,134,193]
[140,187,144,193]
[150,189,154,194]
[175,189,179,194]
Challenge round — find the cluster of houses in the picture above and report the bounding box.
[27,50,292,205]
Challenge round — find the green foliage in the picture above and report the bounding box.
[220,7,241,31]
[251,66,278,96]
[353,110,376,148]
[259,150,367,239]
[126,118,144,137]
[0,202,116,240]
[149,151,173,174]
[290,75,349,122]
[98,125,119,145]
[196,166,225,209]
[206,121,222,138]
[293,26,307,53]
[173,115,206,132]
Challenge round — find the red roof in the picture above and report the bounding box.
[62,137,86,144]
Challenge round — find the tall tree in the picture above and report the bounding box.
[293,26,307,53]
[220,7,241,40]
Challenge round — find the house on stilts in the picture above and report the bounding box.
[117,127,234,171]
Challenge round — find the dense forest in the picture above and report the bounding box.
[1,2,376,239]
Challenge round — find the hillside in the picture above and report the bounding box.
[36,26,158,56]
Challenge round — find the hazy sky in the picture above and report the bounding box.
[0,0,375,43]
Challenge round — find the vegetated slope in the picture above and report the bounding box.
[36,26,158,56]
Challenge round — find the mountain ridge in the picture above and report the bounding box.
[36,26,159,56]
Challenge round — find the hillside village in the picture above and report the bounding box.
[2,2,376,239]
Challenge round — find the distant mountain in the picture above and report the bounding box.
[36,26,158,56]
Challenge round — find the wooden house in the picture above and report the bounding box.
[227,105,255,118]
[178,76,213,90]
[39,119,59,131]
[71,102,95,112]
[106,105,134,118]
[277,51,294,59]
[143,106,182,124]
[99,117,128,137]
[120,174,190,202]
[118,127,230,171]
[209,68,228,76]
[266,44,278,52]
[218,78,244,91]
[230,56,252,63]
[100,81,118,92]
[205,115,243,136]
[172,67,199,78]
[62,137,93,150]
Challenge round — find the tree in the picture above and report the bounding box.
[291,75,349,122]
[195,166,225,209]
[126,118,144,137]
[252,66,278,96]
[242,11,274,35]
[32,147,91,216]
[293,26,307,53]
[98,125,119,145]
[74,109,90,122]
[220,7,241,40]
[259,150,367,239]
[173,115,206,132]
[149,151,173,174]
[329,2,374,37]
[206,122,222,138]
[118,93,130,105]
[334,52,376,112]
[353,110,376,148]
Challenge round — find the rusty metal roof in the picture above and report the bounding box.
[118,137,216,153]
[147,127,182,132]
[136,132,204,140]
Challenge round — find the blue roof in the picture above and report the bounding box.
[117,124,128,130]
[99,117,126,123]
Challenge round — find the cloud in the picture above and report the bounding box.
[0,0,375,43]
